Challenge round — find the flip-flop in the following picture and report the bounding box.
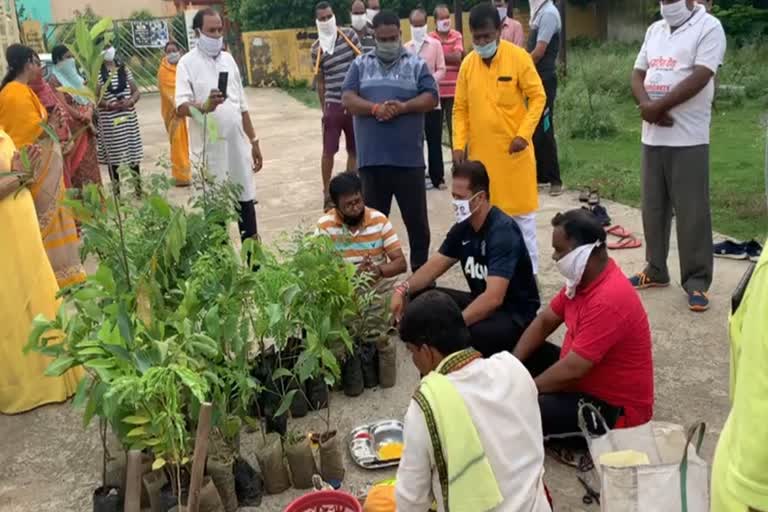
[608,236,642,250]
[605,225,632,238]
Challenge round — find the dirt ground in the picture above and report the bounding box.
[0,89,750,511]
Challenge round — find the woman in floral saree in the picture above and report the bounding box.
[48,44,102,192]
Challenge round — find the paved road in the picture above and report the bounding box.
[0,88,749,511]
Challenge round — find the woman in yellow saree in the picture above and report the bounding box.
[0,129,84,414]
[0,44,86,288]
[158,41,191,186]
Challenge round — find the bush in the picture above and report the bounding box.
[558,79,619,140]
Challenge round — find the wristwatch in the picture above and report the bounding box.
[251,137,259,145]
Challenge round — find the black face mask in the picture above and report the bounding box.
[342,211,365,226]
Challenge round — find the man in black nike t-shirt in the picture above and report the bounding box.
[391,160,540,357]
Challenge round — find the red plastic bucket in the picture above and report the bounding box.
[284,490,363,512]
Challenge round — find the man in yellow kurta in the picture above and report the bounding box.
[453,3,546,273]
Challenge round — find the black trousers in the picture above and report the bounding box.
[424,109,445,187]
[531,344,623,438]
[533,75,562,186]
[238,200,258,241]
[108,164,141,196]
[359,166,430,271]
[433,288,538,359]
[441,97,454,149]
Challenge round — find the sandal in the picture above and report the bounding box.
[608,236,642,250]
[605,225,632,238]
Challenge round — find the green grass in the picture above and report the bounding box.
[560,99,768,241]
[284,87,321,109]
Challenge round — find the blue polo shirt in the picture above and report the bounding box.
[342,49,438,169]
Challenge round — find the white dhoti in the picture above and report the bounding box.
[512,213,539,275]
[189,104,255,202]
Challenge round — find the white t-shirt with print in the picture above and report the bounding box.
[634,6,726,147]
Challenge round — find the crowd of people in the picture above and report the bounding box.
[0,1,765,511]
[309,1,760,511]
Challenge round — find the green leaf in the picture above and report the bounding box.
[90,264,115,294]
[207,117,219,143]
[72,376,91,408]
[191,341,219,359]
[122,415,150,425]
[127,426,147,437]
[148,195,171,219]
[37,121,61,145]
[132,350,152,374]
[73,286,102,301]
[103,343,131,362]
[83,394,98,428]
[45,356,76,376]
[19,146,30,171]
[84,358,115,369]
[78,347,107,356]
[56,86,96,102]
[189,106,205,126]
[117,304,133,343]
[90,17,112,39]
[271,368,294,381]
[25,314,53,353]
[152,457,166,471]
[274,389,298,418]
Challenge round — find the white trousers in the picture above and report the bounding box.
[191,124,255,202]
[513,213,539,275]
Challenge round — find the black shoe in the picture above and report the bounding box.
[745,239,763,262]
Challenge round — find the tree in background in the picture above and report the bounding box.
[232,0,495,31]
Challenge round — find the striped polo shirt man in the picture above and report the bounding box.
[311,27,362,105]
[316,207,401,267]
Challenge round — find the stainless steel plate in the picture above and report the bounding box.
[348,419,404,469]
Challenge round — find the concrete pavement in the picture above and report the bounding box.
[0,88,750,511]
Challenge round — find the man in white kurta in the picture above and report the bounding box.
[395,290,551,512]
[175,8,263,240]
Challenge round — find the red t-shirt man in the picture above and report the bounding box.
[549,259,654,427]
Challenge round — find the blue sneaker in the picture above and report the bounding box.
[688,291,710,312]
[629,272,670,290]
[745,240,763,262]
[713,240,747,260]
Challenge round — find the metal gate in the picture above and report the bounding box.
[44,15,189,92]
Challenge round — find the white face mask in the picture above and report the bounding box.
[556,242,602,299]
[436,19,452,33]
[351,13,368,30]
[411,25,427,44]
[660,0,692,28]
[452,193,479,224]
[366,8,380,22]
[166,51,181,64]
[316,15,338,54]
[496,6,508,20]
[103,47,116,62]
[197,33,224,57]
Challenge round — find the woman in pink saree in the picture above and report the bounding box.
[46,44,101,192]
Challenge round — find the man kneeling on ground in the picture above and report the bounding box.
[513,209,654,438]
[393,290,551,512]
[317,171,407,286]
[391,161,539,357]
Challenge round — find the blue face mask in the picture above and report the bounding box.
[474,40,498,59]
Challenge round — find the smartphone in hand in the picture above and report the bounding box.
[218,71,229,100]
